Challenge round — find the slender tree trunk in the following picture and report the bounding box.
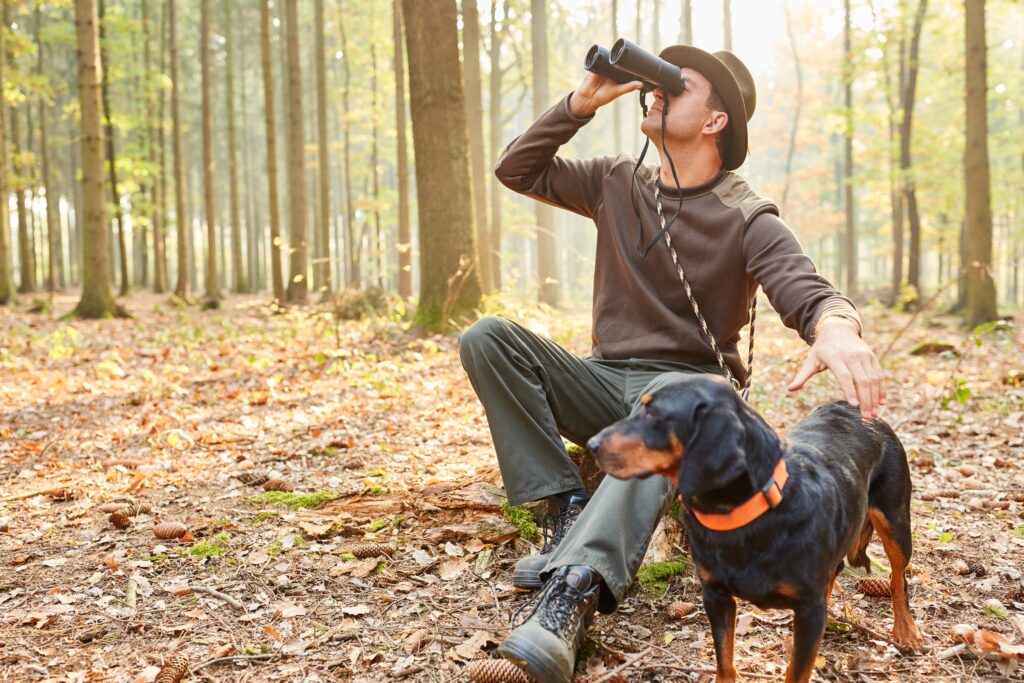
[531,0,558,305]
[723,0,732,51]
[337,4,356,287]
[260,0,284,302]
[393,0,411,299]
[403,0,481,328]
[842,0,856,296]
[314,0,331,296]
[780,0,802,216]
[199,0,220,301]
[169,0,189,299]
[284,0,307,304]
[73,0,123,318]
[152,0,168,293]
[462,0,490,294]
[98,0,129,296]
[370,14,383,288]
[901,0,927,302]
[7,17,34,297]
[0,12,13,304]
[223,0,245,293]
[36,9,62,292]
[964,0,997,326]
[488,0,504,289]
[678,0,692,44]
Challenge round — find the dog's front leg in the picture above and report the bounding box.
[784,601,826,683]
[702,586,738,683]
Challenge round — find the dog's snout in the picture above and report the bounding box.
[587,434,604,452]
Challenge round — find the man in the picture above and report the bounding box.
[459,45,884,683]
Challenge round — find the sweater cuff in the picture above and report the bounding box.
[562,92,597,124]
[810,301,862,341]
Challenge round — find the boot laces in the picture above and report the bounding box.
[539,504,581,554]
[512,573,590,637]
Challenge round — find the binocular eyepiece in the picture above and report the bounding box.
[584,38,683,95]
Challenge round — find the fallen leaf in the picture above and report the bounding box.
[438,557,468,581]
[341,604,371,616]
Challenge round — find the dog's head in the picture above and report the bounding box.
[588,375,750,497]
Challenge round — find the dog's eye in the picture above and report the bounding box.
[646,408,658,418]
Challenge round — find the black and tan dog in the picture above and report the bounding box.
[588,374,923,683]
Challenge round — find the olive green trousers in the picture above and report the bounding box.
[459,316,716,612]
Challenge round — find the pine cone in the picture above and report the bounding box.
[99,502,128,513]
[1008,492,1024,503]
[467,658,532,683]
[936,489,960,499]
[262,479,294,492]
[856,576,891,598]
[1004,589,1024,603]
[124,503,152,516]
[154,523,188,540]
[45,487,79,501]
[967,561,986,577]
[236,471,270,486]
[154,653,190,683]
[109,512,131,530]
[348,543,392,559]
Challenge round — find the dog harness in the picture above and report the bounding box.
[690,458,789,532]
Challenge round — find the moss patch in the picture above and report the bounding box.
[252,510,280,524]
[502,501,538,540]
[246,490,342,510]
[636,557,690,597]
[188,532,231,558]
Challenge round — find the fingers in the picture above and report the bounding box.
[787,354,825,392]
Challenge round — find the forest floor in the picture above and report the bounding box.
[1,291,1023,683]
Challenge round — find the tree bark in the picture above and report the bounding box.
[723,0,732,51]
[98,0,129,296]
[6,4,34,295]
[393,0,411,299]
[260,0,284,302]
[370,16,383,288]
[488,0,505,289]
[462,0,491,294]
[224,0,245,293]
[0,11,13,304]
[315,0,331,296]
[36,6,62,292]
[152,0,168,293]
[964,0,997,326]
[842,0,856,296]
[780,0,802,216]
[336,4,357,287]
[73,0,124,318]
[403,0,481,328]
[678,0,692,44]
[169,0,189,299]
[901,0,927,303]
[284,0,307,304]
[200,0,220,301]
[531,0,558,305]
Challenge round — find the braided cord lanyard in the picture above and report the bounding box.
[654,184,757,401]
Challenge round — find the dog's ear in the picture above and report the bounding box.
[676,403,749,496]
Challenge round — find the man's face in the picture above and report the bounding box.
[640,67,725,147]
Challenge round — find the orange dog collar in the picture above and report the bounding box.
[690,459,789,532]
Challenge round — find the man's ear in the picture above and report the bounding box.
[704,110,728,136]
[677,404,748,496]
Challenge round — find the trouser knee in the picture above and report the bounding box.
[458,316,508,369]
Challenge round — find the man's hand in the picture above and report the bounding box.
[787,317,885,419]
[569,72,644,118]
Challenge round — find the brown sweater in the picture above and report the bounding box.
[494,94,860,383]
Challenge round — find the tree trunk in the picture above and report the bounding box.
[315,0,331,296]
[98,0,129,296]
[337,4,357,287]
[284,0,307,304]
[900,0,927,303]
[842,0,856,296]
[7,8,34,297]
[224,0,245,293]
[169,0,189,299]
[393,0,411,299]
[152,0,168,293]
[36,8,62,292]
[678,0,692,44]
[0,11,13,304]
[370,18,383,289]
[488,0,504,289]
[403,0,481,328]
[780,0,802,216]
[964,0,997,326]
[199,0,220,301]
[260,0,284,302]
[73,0,124,318]
[462,0,490,294]
[723,0,732,51]
[531,0,558,306]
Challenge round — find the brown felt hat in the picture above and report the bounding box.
[658,45,755,170]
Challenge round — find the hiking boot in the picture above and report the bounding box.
[512,493,588,590]
[498,566,600,683]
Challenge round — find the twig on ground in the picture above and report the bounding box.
[190,653,300,673]
[187,585,245,611]
[828,613,920,656]
[590,646,652,683]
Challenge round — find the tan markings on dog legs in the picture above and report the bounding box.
[717,605,738,683]
[776,582,801,601]
[867,508,924,650]
[598,432,682,487]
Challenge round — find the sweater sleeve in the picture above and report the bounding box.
[743,212,862,344]
[494,93,618,219]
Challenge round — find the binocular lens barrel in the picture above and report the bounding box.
[609,38,683,95]
[584,45,638,85]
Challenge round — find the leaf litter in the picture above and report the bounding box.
[0,292,1022,680]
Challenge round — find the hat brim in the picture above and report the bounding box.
[658,46,748,170]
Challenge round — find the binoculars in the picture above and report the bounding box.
[584,39,683,95]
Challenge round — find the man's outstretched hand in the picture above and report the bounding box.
[569,72,643,118]
[787,317,885,419]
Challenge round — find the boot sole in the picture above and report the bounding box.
[498,634,569,683]
[512,568,544,590]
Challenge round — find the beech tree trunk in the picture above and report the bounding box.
[462,0,491,294]
[780,0,802,216]
[260,0,284,302]
[678,0,692,44]
[403,0,481,328]
[843,0,856,296]
[98,0,129,296]
[337,5,357,287]
[488,0,504,289]
[200,0,220,301]
[723,0,732,51]
[901,0,927,303]
[36,8,62,292]
[225,0,245,293]
[393,0,411,299]
[315,0,331,296]
[0,13,13,304]
[152,0,168,293]
[73,0,123,318]
[169,0,189,299]
[531,0,558,305]
[284,0,307,304]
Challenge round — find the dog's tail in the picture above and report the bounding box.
[847,518,874,572]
